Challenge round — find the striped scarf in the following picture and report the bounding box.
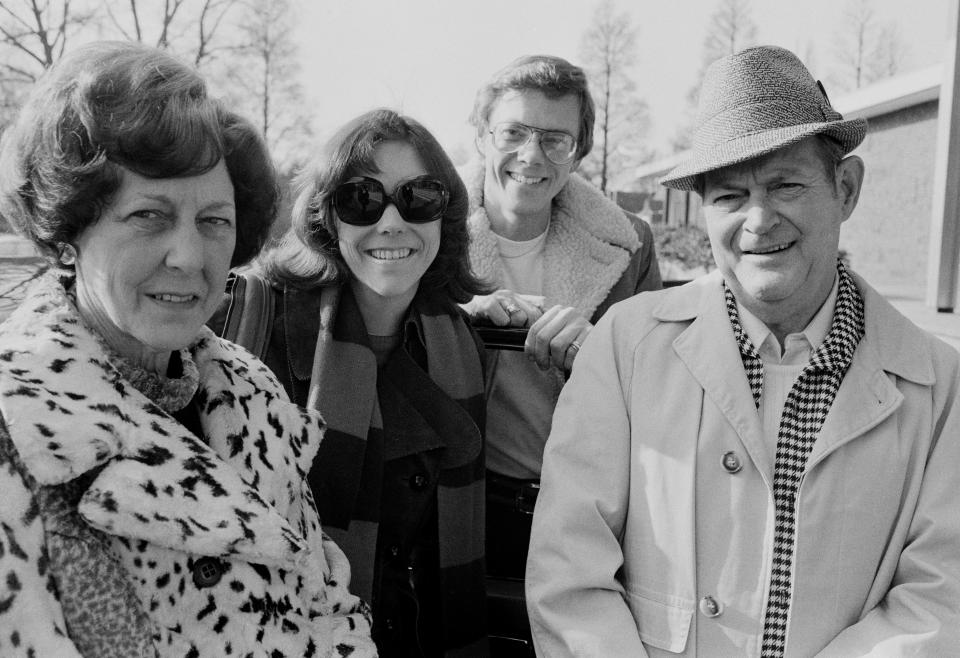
[305,284,488,656]
[723,261,865,657]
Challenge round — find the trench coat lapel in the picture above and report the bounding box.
[808,279,932,469]
[661,274,774,485]
[664,274,934,483]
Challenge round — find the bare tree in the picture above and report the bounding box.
[0,0,241,91]
[0,0,90,82]
[872,24,905,80]
[210,0,311,171]
[832,0,907,91]
[701,0,757,65]
[0,0,96,130]
[194,0,236,66]
[0,0,306,165]
[101,0,239,67]
[672,0,758,151]
[579,0,651,192]
[105,0,188,49]
[835,0,874,89]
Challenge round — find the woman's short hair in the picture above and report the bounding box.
[0,40,278,268]
[260,108,488,303]
[469,54,595,161]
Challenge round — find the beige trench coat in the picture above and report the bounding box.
[527,270,960,657]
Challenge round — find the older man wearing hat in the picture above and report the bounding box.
[526,45,960,657]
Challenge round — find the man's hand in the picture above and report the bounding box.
[462,290,545,328]
[525,305,592,371]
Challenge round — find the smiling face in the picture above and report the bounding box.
[480,89,581,239]
[73,161,236,369]
[336,140,441,324]
[701,138,863,334]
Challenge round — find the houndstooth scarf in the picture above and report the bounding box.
[723,261,865,657]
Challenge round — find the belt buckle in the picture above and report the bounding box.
[515,482,540,515]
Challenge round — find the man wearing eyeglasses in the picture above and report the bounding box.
[459,53,662,633]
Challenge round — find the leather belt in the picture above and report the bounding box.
[487,471,541,516]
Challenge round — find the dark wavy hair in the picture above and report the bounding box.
[260,108,488,303]
[0,40,278,268]
[468,54,596,161]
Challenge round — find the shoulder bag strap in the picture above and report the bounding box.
[220,271,275,360]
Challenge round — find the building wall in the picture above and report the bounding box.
[841,100,939,298]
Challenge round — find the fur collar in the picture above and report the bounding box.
[0,274,324,568]
[461,159,641,318]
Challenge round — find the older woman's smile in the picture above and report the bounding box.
[148,292,201,303]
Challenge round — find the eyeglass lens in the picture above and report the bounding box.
[490,122,577,164]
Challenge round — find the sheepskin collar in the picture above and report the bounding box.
[461,159,641,318]
[0,274,324,567]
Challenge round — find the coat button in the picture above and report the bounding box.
[721,451,743,474]
[192,557,223,588]
[410,473,429,491]
[699,595,723,618]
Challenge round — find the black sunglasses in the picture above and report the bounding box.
[333,175,449,226]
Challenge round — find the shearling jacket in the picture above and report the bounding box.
[461,161,662,479]
[461,160,662,323]
[0,275,376,657]
[527,270,960,657]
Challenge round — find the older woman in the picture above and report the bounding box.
[0,42,374,657]
[214,109,489,657]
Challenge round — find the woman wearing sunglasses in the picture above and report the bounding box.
[213,109,490,657]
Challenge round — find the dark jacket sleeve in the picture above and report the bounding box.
[590,212,663,323]
[630,214,663,294]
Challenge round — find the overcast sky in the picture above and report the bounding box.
[292,0,952,159]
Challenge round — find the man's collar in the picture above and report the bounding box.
[737,274,838,363]
[653,270,936,385]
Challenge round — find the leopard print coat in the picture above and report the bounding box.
[0,275,377,657]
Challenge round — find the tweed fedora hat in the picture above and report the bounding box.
[660,45,867,191]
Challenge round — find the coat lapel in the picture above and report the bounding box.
[662,273,936,482]
[805,352,902,470]
[808,277,931,468]
[662,273,774,484]
[78,414,310,569]
[0,275,316,569]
